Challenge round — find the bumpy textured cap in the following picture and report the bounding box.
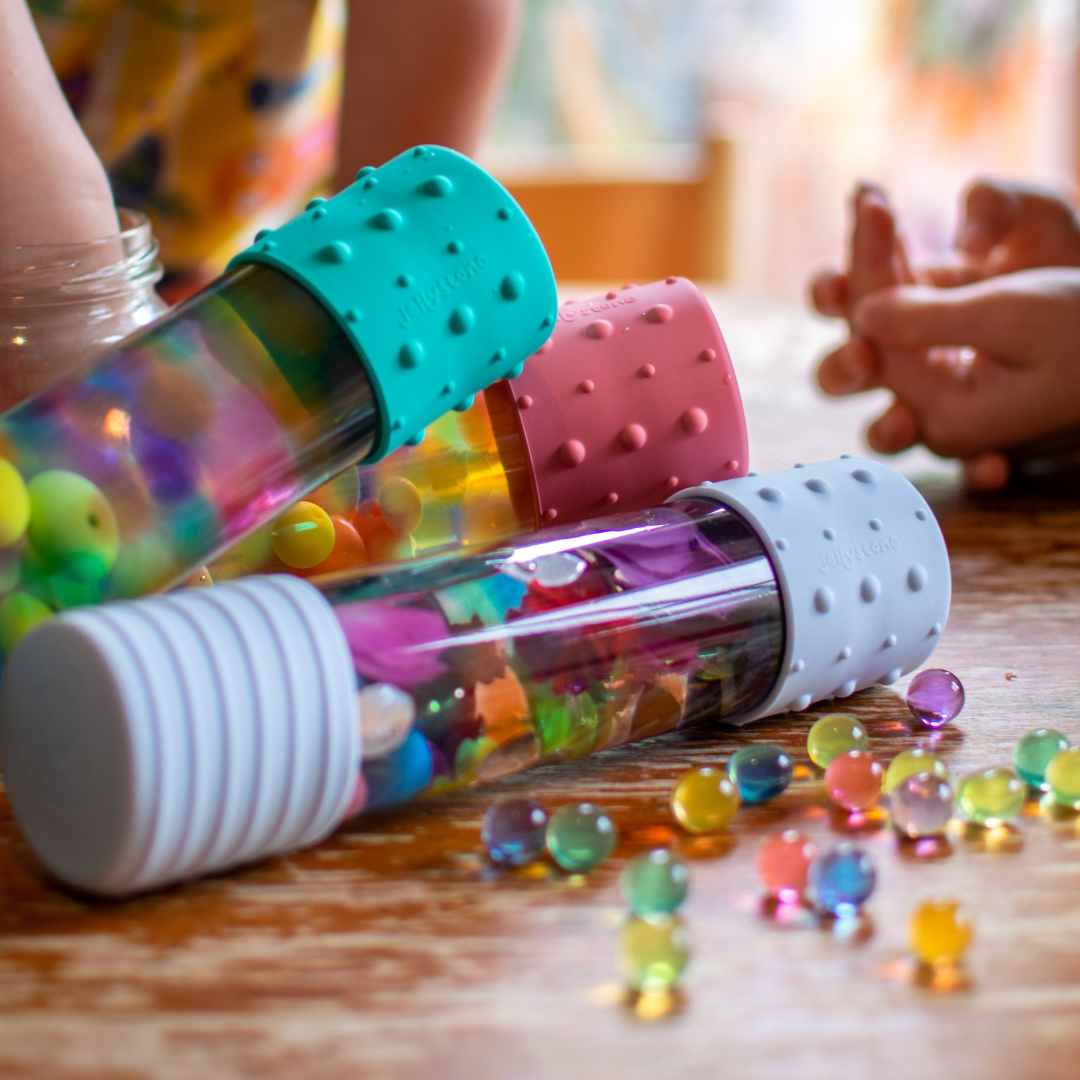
[230,146,557,461]
[672,457,951,725]
[0,576,357,897]
[505,278,747,522]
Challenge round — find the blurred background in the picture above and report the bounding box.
[481,0,1078,299]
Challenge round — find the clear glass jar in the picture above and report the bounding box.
[0,209,165,412]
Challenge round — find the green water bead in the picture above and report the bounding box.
[807,713,869,768]
[620,913,690,993]
[883,748,949,795]
[1045,747,1080,810]
[956,767,1025,826]
[1013,729,1071,789]
[620,849,688,915]
[26,471,118,581]
[545,802,617,870]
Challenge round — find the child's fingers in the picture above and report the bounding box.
[816,336,879,396]
[956,180,1013,257]
[849,188,902,298]
[810,270,848,317]
[962,451,1011,492]
[866,399,919,454]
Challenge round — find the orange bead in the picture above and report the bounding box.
[353,499,414,562]
[299,515,367,576]
[824,749,884,811]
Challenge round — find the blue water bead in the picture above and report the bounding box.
[131,423,200,504]
[808,842,877,916]
[481,798,548,866]
[362,729,434,811]
[727,744,793,804]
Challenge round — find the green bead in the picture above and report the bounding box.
[807,713,869,768]
[1045,747,1080,809]
[884,748,949,795]
[956,767,1024,826]
[546,803,617,870]
[26,471,118,581]
[620,913,690,992]
[0,592,52,656]
[620,849,688,915]
[1013,729,1071,789]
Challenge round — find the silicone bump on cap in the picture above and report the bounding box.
[668,457,951,726]
[227,146,557,461]
[504,277,748,524]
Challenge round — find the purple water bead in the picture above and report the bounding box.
[481,798,549,866]
[889,772,955,838]
[906,668,964,729]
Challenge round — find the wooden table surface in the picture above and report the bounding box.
[2,293,1079,1079]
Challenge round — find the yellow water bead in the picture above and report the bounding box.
[884,748,950,795]
[806,712,869,768]
[378,477,423,535]
[670,766,740,834]
[1045,746,1080,810]
[270,501,336,568]
[0,458,29,547]
[909,899,972,965]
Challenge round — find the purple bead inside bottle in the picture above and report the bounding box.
[906,668,964,729]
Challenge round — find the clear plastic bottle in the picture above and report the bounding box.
[0,146,556,654]
[211,276,749,581]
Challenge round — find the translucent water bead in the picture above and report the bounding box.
[823,750,884,811]
[1045,747,1080,810]
[1013,729,1071,789]
[956,768,1024,826]
[808,843,876,916]
[621,850,689,916]
[670,766,740,834]
[756,830,817,902]
[890,773,955,838]
[620,913,690,993]
[727,745,793,805]
[482,798,549,866]
[909,899,972,966]
[358,683,415,759]
[906,668,964,729]
[806,713,869,768]
[546,803,618,870]
[884,748,949,795]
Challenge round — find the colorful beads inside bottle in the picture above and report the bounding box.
[621,850,689,915]
[727,744,793,805]
[806,712,868,768]
[906,668,965,729]
[546,803,618,871]
[1013,729,1070,789]
[823,749,884,811]
[808,843,876,916]
[481,798,549,866]
[956,767,1024,826]
[890,773,955,838]
[670,767,740,834]
[909,899,972,966]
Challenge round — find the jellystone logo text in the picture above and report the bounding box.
[399,252,488,328]
[558,295,636,322]
[818,535,900,573]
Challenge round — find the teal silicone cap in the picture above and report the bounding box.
[228,146,557,461]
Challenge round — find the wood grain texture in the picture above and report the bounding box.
[1,296,1079,1080]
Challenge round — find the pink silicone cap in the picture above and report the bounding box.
[507,277,748,523]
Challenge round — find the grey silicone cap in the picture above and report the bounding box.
[0,576,358,897]
[671,457,951,724]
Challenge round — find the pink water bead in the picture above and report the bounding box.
[756,829,817,902]
[906,668,964,729]
[824,749,884,811]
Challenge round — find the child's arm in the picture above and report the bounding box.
[0,1,118,246]
[333,0,522,189]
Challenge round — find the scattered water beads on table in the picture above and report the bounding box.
[806,713,869,768]
[890,773,955,838]
[727,744,793,805]
[808,843,876,916]
[884,748,949,795]
[906,668,964,729]
[482,798,549,866]
[1013,729,1071,789]
[956,768,1024,826]
[823,749,884,811]
[670,767,740,834]
[620,913,690,993]
[1045,747,1080,810]
[909,899,972,966]
[756,830,817,902]
[546,803,618,871]
[621,850,688,916]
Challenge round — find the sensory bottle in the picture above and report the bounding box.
[0,457,950,896]
[0,146,556,655]
[213,276,747,579]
